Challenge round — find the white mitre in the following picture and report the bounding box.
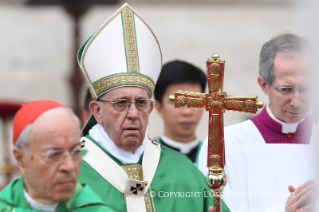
[77,3,162,99]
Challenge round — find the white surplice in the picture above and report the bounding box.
[198,106,318,212]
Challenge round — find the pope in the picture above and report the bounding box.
[77,3,230,212]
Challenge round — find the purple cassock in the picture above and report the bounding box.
[251,105,313,144]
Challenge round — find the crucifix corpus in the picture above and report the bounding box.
[169,54,264,212]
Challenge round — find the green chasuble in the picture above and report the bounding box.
[78,121,230,212]
[0,177,113,212]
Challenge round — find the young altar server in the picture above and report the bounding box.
[154,60,206,166]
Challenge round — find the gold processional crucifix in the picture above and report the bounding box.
[169,54,264,212]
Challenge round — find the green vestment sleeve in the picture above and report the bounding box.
[0,177,114,212]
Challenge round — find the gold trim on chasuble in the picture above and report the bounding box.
[122,164,154,212]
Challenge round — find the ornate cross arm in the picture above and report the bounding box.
[224,95,264,113]
[169,90,206,109]
[169,92,264,113]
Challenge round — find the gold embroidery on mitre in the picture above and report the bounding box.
[122,164,153,212]
[93,73,155,97]
[122,7,140,73]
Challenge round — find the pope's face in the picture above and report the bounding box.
[155,83,203,142]
[258,52,312,123]
[95,87,153,151]
[21,109,81,204]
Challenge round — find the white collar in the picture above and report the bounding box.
[24,188,58,212]
[160,135,199,154]
[89,123,147,164]
[266,103,304,133]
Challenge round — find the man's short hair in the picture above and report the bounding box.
[83,89,92,112]
[259,33,310,86]
[154,60,207,104]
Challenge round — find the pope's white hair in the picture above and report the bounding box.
[14,107,81,149]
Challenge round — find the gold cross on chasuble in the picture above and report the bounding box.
[122,165,154,212]
[169,54,264,212]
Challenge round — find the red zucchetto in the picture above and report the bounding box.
[12,100,64,144]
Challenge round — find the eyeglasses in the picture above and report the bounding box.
[24,144,82,164]
[97,98,153,113]
[271,85,312,96]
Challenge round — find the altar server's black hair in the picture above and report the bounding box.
[154,60,207,104]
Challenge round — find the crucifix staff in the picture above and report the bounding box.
[169,54,264,212]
